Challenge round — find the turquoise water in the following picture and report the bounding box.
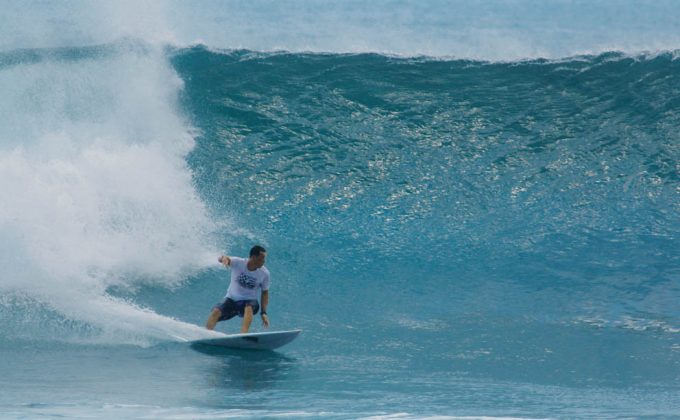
[1,2,679,419]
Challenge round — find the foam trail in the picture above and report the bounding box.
[55,293,225,345]
[0,42,223,344]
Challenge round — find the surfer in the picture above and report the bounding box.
[205,245,270,333]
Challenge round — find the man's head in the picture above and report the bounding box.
[249,245,267,269]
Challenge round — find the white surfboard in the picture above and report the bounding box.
[193,329,301,350]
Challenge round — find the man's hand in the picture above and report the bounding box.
[261,313,270,328]
[218,255,230,266]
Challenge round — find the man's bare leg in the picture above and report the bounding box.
[241,305,253,333]
[206,308,221,330]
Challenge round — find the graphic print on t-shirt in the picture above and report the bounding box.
[238,272,257,289]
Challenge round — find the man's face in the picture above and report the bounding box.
[252,252,266,268]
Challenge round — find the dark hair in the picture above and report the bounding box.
[249,245,266,257]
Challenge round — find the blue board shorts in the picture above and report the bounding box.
[213,298,260,321]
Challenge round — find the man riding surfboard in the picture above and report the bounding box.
[205,245,270,333]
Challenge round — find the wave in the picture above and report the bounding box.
[0,39,678,345]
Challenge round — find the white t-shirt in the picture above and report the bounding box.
[225,257,270,301]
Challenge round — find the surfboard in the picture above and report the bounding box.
[193,329,301,350]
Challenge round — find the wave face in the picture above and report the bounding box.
[176,48,679,331]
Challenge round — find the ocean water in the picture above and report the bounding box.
[1,2,679,419]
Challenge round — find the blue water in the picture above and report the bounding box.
[1,2,679,419]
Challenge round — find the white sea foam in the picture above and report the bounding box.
[1,404,323,419]
[573,316,679,334]
[0,42,224,344]
[395,317,447,331]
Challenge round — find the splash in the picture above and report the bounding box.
[0,43,222,345]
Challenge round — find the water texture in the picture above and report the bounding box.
[0,1,678,418]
